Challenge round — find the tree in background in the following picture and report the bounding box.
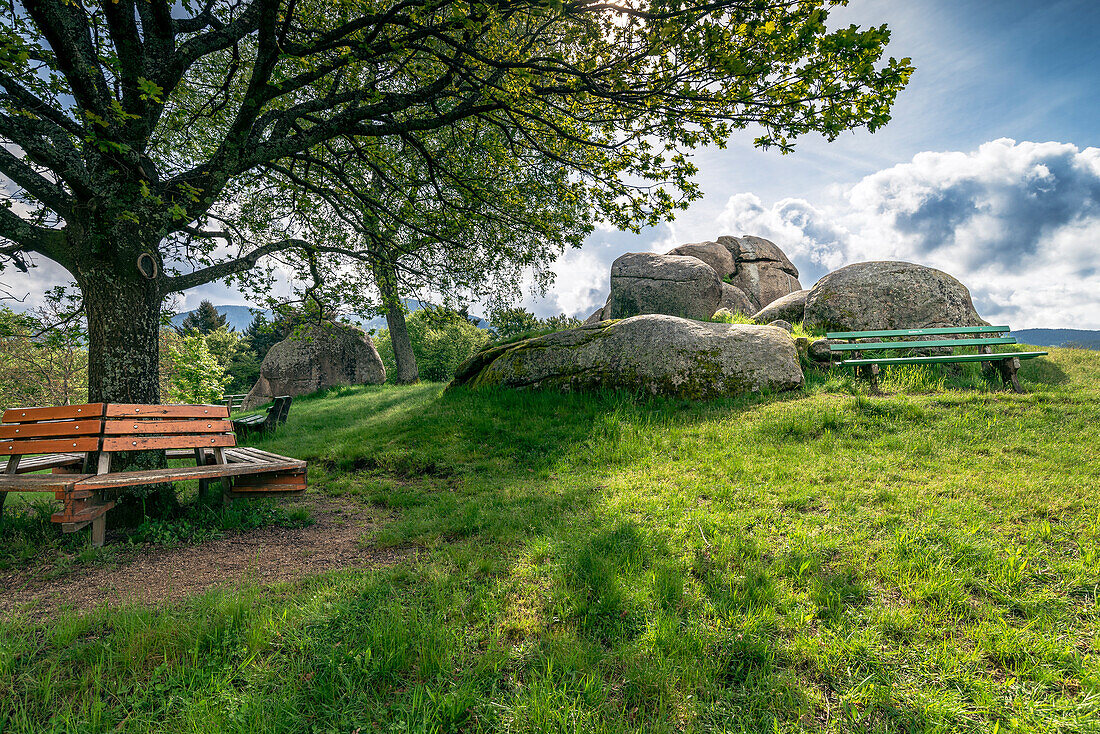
[242,314,284,364]
[0,301,87,409]
[162,333,229,404]
[489,308,582,342]
[0,0,912,407]
[488,308,542,341]
[231,114,595,386]
[201,326,239,367]
[376,307,489,383]
[179,301,229,335]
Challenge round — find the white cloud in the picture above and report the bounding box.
[716,138,1100,329]
[536,248,609,318]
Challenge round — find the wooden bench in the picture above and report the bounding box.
[222,393,247,412]
[827,325,1047,392]
[0,403,307,546]
[232,395,292,438]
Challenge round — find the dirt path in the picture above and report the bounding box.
[0,495,413,618]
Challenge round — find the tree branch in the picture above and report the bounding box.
[164,237,311,291]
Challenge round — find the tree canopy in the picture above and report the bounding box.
[0,0,912,403]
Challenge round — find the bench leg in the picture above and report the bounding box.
[978,344,998,378]
[90,513,106,547]
[1,454,19,520]
[858,364,880,392]
[997,357,1025,393]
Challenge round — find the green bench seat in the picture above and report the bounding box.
[826,325,1047,392]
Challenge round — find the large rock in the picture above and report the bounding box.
[753,289,810,323]
[667,241,737,280]
[451,315,803,399]
[717,235,803,309]
[608,253,722,321]
[719,235,799,276]
[717,282,754,315]
[803,261,988,332]
[244,321,386,409]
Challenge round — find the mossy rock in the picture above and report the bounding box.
[451,315,804,400]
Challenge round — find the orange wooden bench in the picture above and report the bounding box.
[0,403,307,546]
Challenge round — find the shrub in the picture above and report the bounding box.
[488,306,582,343]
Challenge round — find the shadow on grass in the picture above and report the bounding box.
[1020,355,1070,386]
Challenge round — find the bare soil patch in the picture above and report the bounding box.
[0,495,412,617]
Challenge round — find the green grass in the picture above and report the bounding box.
[2,349,1099,732]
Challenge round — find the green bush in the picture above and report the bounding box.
[376,307,490,382]
[487,306,582,344]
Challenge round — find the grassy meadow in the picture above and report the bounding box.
[2,346,1099,732]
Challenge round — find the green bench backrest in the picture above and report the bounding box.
[828,336,1017,352]
[826,325,1010,339]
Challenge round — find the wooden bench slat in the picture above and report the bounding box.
[105,404,230,419]
[840,351,1047,367]
[0,420,103,439]
[2,453,84,473]
[0,473,91,491]
[230,483,306,493]
[102,434,235,452]
[74,460,306,490]
[829,337,1017,352]
[0,437,100,455]
[2,403,105,423]
[103,419,234,435]
[826,325,1011,339]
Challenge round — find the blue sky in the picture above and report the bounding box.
[549,0,1100,329]
[11,0,1100,328]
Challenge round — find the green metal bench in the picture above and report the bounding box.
[826,325,1047,392]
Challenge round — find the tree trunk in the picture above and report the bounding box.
[373,258,419,384]
[80,267,162,404]
[75,259,179,518]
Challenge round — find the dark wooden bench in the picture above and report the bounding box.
[827,325,1047,392]
[0,403,307,546]
[222,393,248,412]
[232,395,292,438]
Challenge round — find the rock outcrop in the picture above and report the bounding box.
[451,314,803,399]
[244,321,386,409]
[608,253,722,322]
[667,241,737,280]
[717,282,754,315]
[717,235,803,310]
[584,295,611,324]
[753,289,810,323]
[587,235,803,323]
[803,261,988,333]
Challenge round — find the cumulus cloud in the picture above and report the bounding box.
[535,248,609,318]
[716,139,1100,328]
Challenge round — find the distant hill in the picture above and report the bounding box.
[171,300,488,334]
[1012,329,1100,350]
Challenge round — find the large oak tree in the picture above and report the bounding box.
[0,0,911,403]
